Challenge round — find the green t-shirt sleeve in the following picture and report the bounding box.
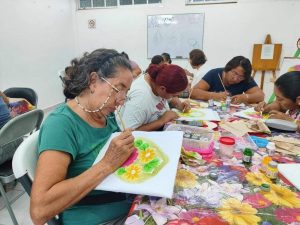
[38,114,79,160]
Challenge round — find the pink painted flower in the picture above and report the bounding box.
[275,207,300,223]
[179,209,203,224]
[122,148,138,167]
[166,219,193,225]
[179,209,228,225]
[243,193,272,209]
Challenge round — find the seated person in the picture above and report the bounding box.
[191,56,264,104]
[30,49,135,225]
[150,55,164,65]
[181,49,207,98]
[120,64,191,131]
[0,93,23,165]
[121,51,142,78]
[161,52,172,64]
[255,71,300,131]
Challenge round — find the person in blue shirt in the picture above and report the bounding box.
[0,91,11,128]
[0,92,23,165]
[191,56,264,104]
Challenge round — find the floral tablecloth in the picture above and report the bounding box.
[125,148,300,225]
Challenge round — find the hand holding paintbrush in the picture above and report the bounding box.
[218,73,230,100]
[182,87,193,113]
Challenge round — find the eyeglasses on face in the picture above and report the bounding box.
[100,77,128,102]
[230,70,245,81]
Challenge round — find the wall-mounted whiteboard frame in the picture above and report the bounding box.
[147,13,205,59]
[186,0,237,5]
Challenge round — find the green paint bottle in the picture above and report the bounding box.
[243,148,253,165]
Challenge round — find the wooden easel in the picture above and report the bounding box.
[251,34,282,90]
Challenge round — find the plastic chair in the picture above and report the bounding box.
[0,109,44,225]
[12,131,60,225]
[4,87,38,106]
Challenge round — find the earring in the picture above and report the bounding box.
[90,90,94,94]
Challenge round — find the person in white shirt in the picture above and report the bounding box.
[119,64,190,131]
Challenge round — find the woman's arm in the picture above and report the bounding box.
[231,86,264,104]
[136,111,178,131]
[169,97,191,112]
[31,131,134,225]
[191,80,228,101]
[0,91,9,104]
[254,101,282,113]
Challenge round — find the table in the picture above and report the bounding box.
[124,105,300,225]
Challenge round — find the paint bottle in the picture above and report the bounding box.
[260,155,272,173]
[266,142,276,157]
[208,99,214,108]
[266,161,278,180]
[260,183,270,193]
[242,148,253,165]
[225,96,231,112]
[221,101,227,111]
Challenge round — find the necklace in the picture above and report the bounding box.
[75,90,113,113]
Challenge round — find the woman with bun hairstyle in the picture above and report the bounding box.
[31,49,135,225]
[120,64,190,131]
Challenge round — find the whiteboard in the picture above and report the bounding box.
[147,13,205,59]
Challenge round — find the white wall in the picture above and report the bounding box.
[75,0,300,100]
[0,0,77,109]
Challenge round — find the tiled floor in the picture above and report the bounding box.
[0,183,34,225]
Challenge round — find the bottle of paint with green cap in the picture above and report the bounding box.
[243,148,253,165]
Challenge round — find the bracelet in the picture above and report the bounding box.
[244,93,249,102]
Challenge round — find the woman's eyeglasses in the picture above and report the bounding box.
[100,77,129,102]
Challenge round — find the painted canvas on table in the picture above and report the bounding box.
[174,108,221,121]
[93,131,183,198]
[233,107,269,120]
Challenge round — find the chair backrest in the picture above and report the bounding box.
[0,109,44,147]
[12,131,61,225]
[12,131,39,184]
[4,87,38,106]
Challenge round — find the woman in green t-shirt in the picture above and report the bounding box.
[31,49,135,225]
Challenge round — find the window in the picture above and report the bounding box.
[93,0,104,7]
[79,0,161,8]
[119,0,132,5]
[134,0,147,4]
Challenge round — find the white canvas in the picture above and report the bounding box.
[233,107,265,120]
[174,108,221,121]
[93,131,183,198]
[278,164,300,190]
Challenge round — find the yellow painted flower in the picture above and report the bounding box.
[175,169,197,188]
[262,184,300,208]
[124,164,141,181]
[245,172,271,186]
[218,198,261,225]
[139,147,156,163]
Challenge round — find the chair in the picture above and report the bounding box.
[4,87,38,106]
[0,109,44,225]
[12,131,60,225]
